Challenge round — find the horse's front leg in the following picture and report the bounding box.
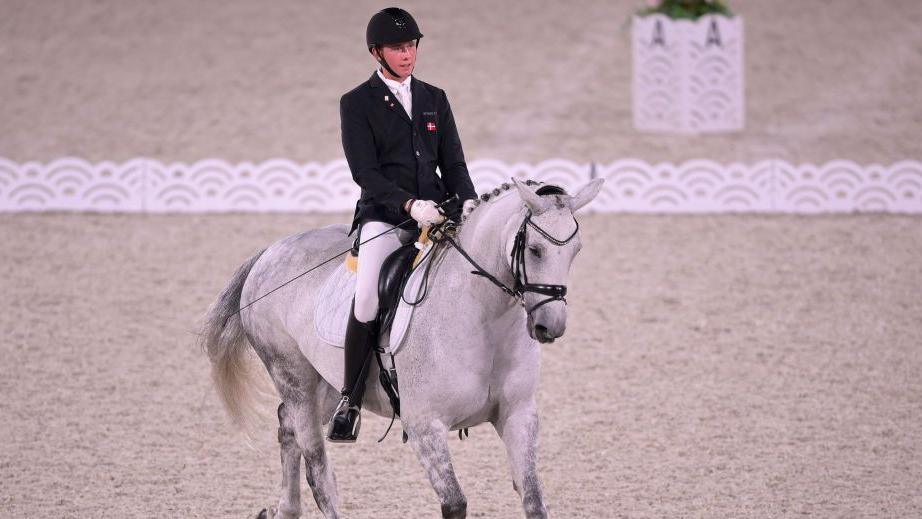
[495,404,548,518]
[405,420,468,518]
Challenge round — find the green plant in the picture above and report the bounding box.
[638,0,733,19]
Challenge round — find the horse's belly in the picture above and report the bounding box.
[452,403,495,430]
[404,372,496,429]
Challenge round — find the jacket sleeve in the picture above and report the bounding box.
[341,94,414,211]
[436,91,478,201]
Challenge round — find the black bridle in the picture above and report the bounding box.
[441,209,579,315]
[510,211,579,311]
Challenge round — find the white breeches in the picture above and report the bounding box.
[354,221,416,323]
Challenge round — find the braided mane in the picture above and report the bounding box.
[461,179,567,222]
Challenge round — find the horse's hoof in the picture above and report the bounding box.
[256,507,282,519]
[257,506,295,519]
[441,501,467,518]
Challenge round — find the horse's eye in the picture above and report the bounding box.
[528,246,542,258]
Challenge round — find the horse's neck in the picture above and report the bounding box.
[448,196,522,316]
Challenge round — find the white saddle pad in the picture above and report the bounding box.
[313,245,435,355]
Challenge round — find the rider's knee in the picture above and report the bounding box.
[353,292,378,322]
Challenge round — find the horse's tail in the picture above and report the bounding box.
[199,249,273,433]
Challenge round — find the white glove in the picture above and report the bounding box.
[462,198,477,215]
[409,199,445,226]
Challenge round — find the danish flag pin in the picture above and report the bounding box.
[426,122,437,131]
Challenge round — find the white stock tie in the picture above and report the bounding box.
[396,83,412,119]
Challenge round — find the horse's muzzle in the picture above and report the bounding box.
[527,313,564,343]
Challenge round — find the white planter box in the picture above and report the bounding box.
[632,14,744,133]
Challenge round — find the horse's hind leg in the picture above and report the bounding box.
[406,421,468,518]
[260,342,342,518]
[287,383,342,518]
[264,402,305,519]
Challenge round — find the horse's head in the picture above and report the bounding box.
[508,178,603,343]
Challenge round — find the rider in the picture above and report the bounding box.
[328,7,478,443]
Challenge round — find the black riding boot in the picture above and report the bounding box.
[327,304,378,443]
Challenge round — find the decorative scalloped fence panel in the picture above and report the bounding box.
[594,160,773,213]
[633,14,744,133]
[0,158,147,212]
[0,158,920,214]
[143,159,357,213]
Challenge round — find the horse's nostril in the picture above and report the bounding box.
[534,325,555,343]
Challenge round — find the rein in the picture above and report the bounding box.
[438,208,579,315]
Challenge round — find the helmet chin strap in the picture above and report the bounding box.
[377,53,403,80]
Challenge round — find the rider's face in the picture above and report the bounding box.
[374,40,417,81]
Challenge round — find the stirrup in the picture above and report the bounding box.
[326,396,362,443]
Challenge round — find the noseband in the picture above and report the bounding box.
[439,208,579,315]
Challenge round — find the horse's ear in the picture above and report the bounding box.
[512,179,548,213]
[567,178,605,212]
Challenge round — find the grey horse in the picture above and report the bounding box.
[200,178,603,518]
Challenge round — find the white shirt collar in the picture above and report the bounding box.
[376,68,412,91]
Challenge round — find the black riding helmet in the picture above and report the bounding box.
[366,8,423,78]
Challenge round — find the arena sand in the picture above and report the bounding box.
[2,0,922,164]
[1,213,920,517]
[2,0,922,517]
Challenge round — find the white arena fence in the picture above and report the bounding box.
[0,157,920,214]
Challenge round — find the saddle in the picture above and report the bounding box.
[375,242,420,336]
[312,228,466,441]
[312,237,433,428]
[373,237,471,440]
[365,242,420,425]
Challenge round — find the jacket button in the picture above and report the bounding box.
[415,150,420,157]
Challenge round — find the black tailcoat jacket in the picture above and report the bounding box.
[341,72,478,234]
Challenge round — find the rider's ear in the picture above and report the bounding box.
[567,178,605,212]
[512,179,548,214]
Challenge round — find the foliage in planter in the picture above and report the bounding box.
[638,0,732,20]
